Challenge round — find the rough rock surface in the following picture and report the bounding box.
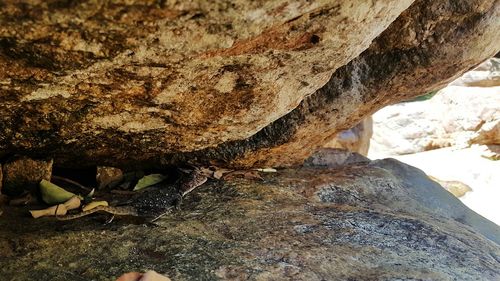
[369,145,500,226]
[0,152,499,280]
[0,0,499,168]
[1,157,53,196]
[0,0,413,167]
[96,166,124,190]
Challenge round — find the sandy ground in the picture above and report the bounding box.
[369,146,500,226]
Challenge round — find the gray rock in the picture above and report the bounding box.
[0,154,498,280]
[304,148,370,168]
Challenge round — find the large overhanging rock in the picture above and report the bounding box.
[0,0,498,168]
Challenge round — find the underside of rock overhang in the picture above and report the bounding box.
[0,0,498,168]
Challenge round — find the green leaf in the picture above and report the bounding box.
[40,179,76,205]
[133,174,167,191]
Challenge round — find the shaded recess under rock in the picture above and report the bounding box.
[0,0,498,168]
[1,157,53,196]
[0,151,498,280]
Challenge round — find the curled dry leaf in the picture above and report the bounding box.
[83,201,109,212]
[255,168,277,173]
[200,166,233,179]
[30,204,67,219]
[29,196,80,219]
[96,166,124,189]
[63,196,81,210]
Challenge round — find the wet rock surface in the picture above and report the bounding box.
[0,155,498,280]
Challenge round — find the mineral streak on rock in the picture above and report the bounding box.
[0,0,499,168]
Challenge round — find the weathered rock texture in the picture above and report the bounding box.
[0,0,499,168]
[1,157,53,196]
[0,152,499,280]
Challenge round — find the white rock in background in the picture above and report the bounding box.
[370,85,500,156]
[450,58,500,87]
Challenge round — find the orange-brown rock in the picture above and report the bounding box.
[0,0,498,168]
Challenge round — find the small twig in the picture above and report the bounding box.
[51,176,92,192]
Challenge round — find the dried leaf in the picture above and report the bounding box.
[63,196,81,211]
[40,179,76,205]
[30,204,67,219]
[255,168,277,173]
[83,200,108,212]
[96,166,123,189]
[133,174,167,191]
[213,168,233,179]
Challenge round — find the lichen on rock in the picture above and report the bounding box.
[0,151,498,280]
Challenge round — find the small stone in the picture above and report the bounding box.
[429,176,473,198]
[96,166,123,189]
[480,144,500,160]
[2,157,53,196]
